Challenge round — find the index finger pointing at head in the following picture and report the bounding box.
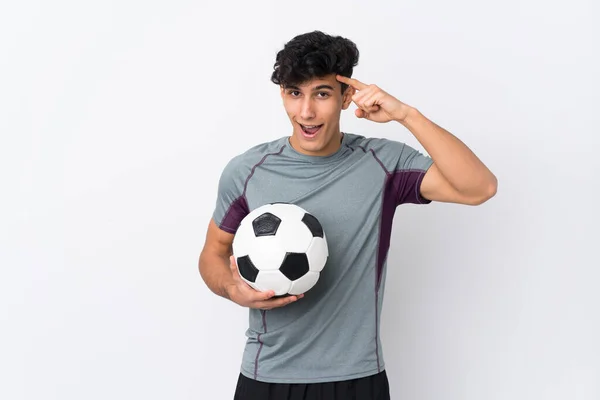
[336,75,367,90]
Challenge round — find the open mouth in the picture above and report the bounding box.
[298,123,324,138]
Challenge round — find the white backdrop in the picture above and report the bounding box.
[1,0,598,399]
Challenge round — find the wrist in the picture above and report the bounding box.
[394,105,418,125]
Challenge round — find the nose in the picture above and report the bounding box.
[300,97,316,120]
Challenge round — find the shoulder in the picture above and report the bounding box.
[220,137,287,180]
[344,132,406,153]
[344,133,411,170]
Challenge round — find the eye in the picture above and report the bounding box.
[288,90,301,97]
[317,92,331,98]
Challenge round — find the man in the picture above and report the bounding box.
[199,31,497,400]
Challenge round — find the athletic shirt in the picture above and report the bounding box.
[212,132,433,384]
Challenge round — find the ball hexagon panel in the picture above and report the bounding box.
[254,270,291,296]
[288,271,320,295]
[246,236,287,271]
[279,252,310,281]
[306,237,328,272]
[275,218,313,253]
[231,220,256,259]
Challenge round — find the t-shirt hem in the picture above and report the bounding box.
[239,365,385,384]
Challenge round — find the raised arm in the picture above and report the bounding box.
[337,74,498,205]
[404,108,497,205]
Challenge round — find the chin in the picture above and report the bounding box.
[291,124,339,156]
[294,132,323,147]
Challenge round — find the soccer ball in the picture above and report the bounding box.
[232,203,328,296]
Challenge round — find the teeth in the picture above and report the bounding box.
[302,125,320,129]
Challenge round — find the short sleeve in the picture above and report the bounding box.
[363,137,433,206]
[212,156,249,234]
[393,142,434,205]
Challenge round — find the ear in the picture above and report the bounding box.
[280,85,285,99]
[341,86,355,110]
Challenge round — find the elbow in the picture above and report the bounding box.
[198,250,211,280]
[471,176,498,205]
[486,175,498,200]
[198,251,206,278]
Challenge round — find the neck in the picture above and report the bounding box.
[289,129,343,157]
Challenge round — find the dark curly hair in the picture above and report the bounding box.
[271,31,359,94]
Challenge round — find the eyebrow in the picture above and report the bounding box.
[286,84,335,91]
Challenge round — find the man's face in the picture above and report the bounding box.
[281,74,354,157]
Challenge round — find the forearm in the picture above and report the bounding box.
[398,107,497,196]
[198,251,235,300]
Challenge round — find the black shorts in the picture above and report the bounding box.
[233,370,390,400]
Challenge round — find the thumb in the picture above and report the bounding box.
[355,109,366,118]
[230,256,241,280]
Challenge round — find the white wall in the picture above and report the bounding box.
[1,0,598,399]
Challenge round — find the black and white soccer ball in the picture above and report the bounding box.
[232,203,328,296]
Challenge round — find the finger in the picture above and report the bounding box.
[352,96,377,118]
[353,98,377,114]
[229,256,242,281]
[254,288,276,301]
[336,74,368,91]
[351,84,379,107]
[232,266,276,299]
[230,257,265,295]
[229,256,238,276]
[351,90,370,106]
[352,94,375,116]
[256,294,302,309]
[360,92,381,113]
